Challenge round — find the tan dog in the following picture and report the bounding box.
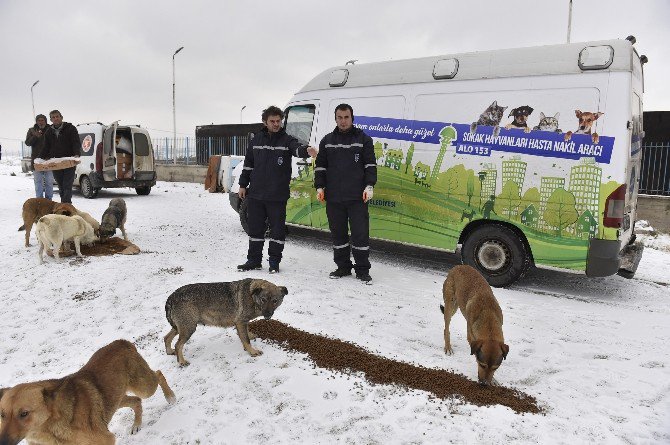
[18,198,77,247]
[164,278,288,365]
[564,109,604,144]
[35,214,98,263]
[440,265,509,386]
[0,340,176,445]
[72,209,100,237]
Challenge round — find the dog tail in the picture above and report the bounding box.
[439,304,445,314]
[165,296,177,330]
[18,224,25,231]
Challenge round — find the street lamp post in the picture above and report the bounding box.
[566,0,573,43]
[30,80,39,118]
[240,105,246,124]
[172,46,184,165]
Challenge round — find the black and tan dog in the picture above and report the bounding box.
[440,265,509,386]
[164,278,288,366]
[18,198,77,247]
[0,340,176,445]
[100,198,128,242]
[504,105,534,133]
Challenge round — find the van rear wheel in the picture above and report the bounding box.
[80,175,98,199]
[136,186,151,195]
[461,224,531,287]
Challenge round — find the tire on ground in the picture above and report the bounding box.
[80,175,98,199]
[461,223,531,287]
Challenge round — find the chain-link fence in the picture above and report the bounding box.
[153,136,249,165]
[640,142,670,196]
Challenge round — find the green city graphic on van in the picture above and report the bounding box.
[286,118,623,271]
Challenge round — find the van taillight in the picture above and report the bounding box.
[603,184,626,228]
[95,142,103,172]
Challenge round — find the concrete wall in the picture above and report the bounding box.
[156,164,207,184]
[637,195,670,233]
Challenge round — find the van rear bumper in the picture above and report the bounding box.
[89,172,156,189]
[586,237,644,279]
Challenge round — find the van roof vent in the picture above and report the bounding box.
[329,69,349,87]
[578,45,614,70]
[433,58,459,80]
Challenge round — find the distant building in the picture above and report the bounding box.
[479,163,498,204]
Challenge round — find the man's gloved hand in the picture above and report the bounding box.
[238,187,247,199]
[363,185,373,203]
[317,188,325,202]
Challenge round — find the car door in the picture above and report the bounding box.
[102,121,119,181]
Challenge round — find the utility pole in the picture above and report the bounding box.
[172,46,184,164]
[567,0,573,43]
[31,80,39,118]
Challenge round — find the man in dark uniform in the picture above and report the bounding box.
[39,110,80,203]
[315,103,377,283]
[237,106,317,273]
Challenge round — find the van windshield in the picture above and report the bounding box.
[285,105,316,145]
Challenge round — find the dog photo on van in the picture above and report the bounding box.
[564,109,604,144]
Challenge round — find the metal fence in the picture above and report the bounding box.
[640,142,670,196]
[153,136,249,165]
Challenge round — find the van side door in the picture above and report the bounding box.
[284,102,319,227]
[102,122,118,181]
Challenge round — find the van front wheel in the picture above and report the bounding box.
[461,224,530,287]
[136,186,151,195]
[80,175,98,199]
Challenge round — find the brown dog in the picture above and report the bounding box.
[164,278,288,365]
[0,340,176,445]
[18,198,77,247]
[564,109,604,144]
[440,265,509,386]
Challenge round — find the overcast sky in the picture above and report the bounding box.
[1,0,668,154]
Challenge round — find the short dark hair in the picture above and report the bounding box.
[49,110,62,118]
[262,106,284,122]
[334,103,354,119]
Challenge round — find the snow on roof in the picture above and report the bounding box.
[298,39,636,93]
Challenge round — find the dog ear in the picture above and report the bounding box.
[508,108,517,117]
[594,112,604,120]
[251,287,264,306]
[501,343,509,360]
[470,340,484,356]
[575,109,582,118]
[279,286,288,296]
[527,106,534,114]
[0,387,8,401]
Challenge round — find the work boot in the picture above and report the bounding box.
[269,259,280,274]
[329,267,352,279]
[356,271,372,284]
[237,261,262,272]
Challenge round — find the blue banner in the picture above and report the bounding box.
[354,116,614,164]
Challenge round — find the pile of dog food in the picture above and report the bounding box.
[249,319,542,414]
[47,238,140,257]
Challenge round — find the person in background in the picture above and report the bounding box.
[25,114,54,200]
[237,105,317,273]
[314,103,377,284]
[40,110,80,203]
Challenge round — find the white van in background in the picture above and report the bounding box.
[75,122,157,198]
[230,37,647,286]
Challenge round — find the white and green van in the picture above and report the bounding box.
[230,38,646,286]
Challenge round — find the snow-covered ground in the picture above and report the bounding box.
[1,157,668,444]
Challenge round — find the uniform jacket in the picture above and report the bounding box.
[238,127,309,201]
[24,125,48,170]
[40,122,80,160]
[314,126,377,202]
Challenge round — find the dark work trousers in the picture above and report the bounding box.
[246,197,287,265]
[325,200,371,273]
[52,166,76,203]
